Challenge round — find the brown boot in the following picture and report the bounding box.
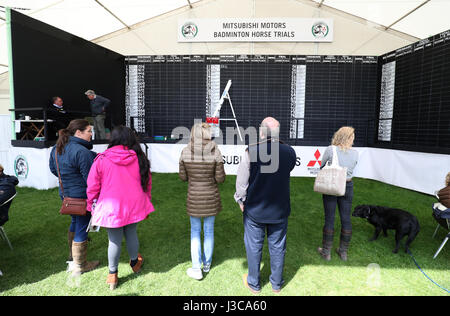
[72,240,99,275]
[318,228,334,261]
[106,273,118,290]
[68,231,75,261]
[130,253,144,274]
[336,229,352,261]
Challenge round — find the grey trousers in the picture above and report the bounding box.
[93,114,106,140]
[107,223,139,273]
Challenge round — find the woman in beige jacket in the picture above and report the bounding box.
[179,123,225,280]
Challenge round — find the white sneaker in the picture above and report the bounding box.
[202,264,211,273]
[187,268,203,280]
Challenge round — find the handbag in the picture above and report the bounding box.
[55,152,87,216]
[313,145,347,196]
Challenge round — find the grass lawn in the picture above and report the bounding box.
[0,174,449,296]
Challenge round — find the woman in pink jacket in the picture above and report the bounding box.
[87,126,154,290]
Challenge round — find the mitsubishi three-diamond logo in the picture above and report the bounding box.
[307,149,322,175]
[307,149,322,167]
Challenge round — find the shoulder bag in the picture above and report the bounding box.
[313,145,347,196]
[55,152,87,216]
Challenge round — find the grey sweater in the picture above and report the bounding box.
[321,146,358,180]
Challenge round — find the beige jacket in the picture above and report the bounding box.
[179,139,225,217]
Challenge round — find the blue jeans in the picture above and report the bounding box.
[70,213,91,242]
[190,216,215,270]
[244,214,288,291]
[322,181,354,231]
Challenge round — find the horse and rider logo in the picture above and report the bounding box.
[14,155,29,179]
[181,22,198,39]
[312,22,329,38]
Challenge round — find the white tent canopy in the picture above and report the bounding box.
[311,0,450,39]
[0,0,449,75]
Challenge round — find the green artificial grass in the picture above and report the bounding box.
[0,174,449,296]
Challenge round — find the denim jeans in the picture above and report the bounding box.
[190,216,215,270]
[70,213,91,242]
[322,181,354,231]
[243,214,288,291]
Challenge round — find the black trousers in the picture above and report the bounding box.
[322,181,354,231]
[243,214,288,291]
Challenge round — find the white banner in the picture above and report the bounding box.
[178,18,333,42]
[147,144,448,196]
[4,143,449,196]
[7,147,58,190]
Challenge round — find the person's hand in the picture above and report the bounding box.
[239,203,244,213]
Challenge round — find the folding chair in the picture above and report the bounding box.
[432,202,450,259]
[0,192,17,250]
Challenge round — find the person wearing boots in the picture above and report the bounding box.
[87,126,154,290]
[49,119,99,275]
[318,126,359,261]
[234,117,296,294]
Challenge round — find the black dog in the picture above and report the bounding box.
[352,205,420,253]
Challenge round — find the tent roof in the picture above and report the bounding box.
[0,0,449,74]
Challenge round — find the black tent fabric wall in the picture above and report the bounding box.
[9,9,125,129]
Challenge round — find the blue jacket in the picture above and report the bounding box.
[49,136,96,200]
[244,139,296,224]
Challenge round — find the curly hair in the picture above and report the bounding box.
[331,126,355,150]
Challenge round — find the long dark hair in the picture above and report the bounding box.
[108,125,150,192]
[56,119,90,155]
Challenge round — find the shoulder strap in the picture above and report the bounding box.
[331,145,339,167]
[54,152,65,198]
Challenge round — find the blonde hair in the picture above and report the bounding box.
[190,122,211,144]
[446,172,450,186]
[331,126,355,150]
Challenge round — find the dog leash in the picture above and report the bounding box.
[407,249,449,294]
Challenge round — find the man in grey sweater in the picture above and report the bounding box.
[85,89,110,140]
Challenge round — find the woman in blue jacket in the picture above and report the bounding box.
[49,119,99,275]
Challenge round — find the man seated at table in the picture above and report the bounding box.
[47,96,72,139]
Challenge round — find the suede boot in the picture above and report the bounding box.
[72,240,99,275]
[67,231,75,261]
[336,229,352,261]
[318,228,334,261]
[106,273,118,290]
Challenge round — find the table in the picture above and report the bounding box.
[15,120,53,140]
